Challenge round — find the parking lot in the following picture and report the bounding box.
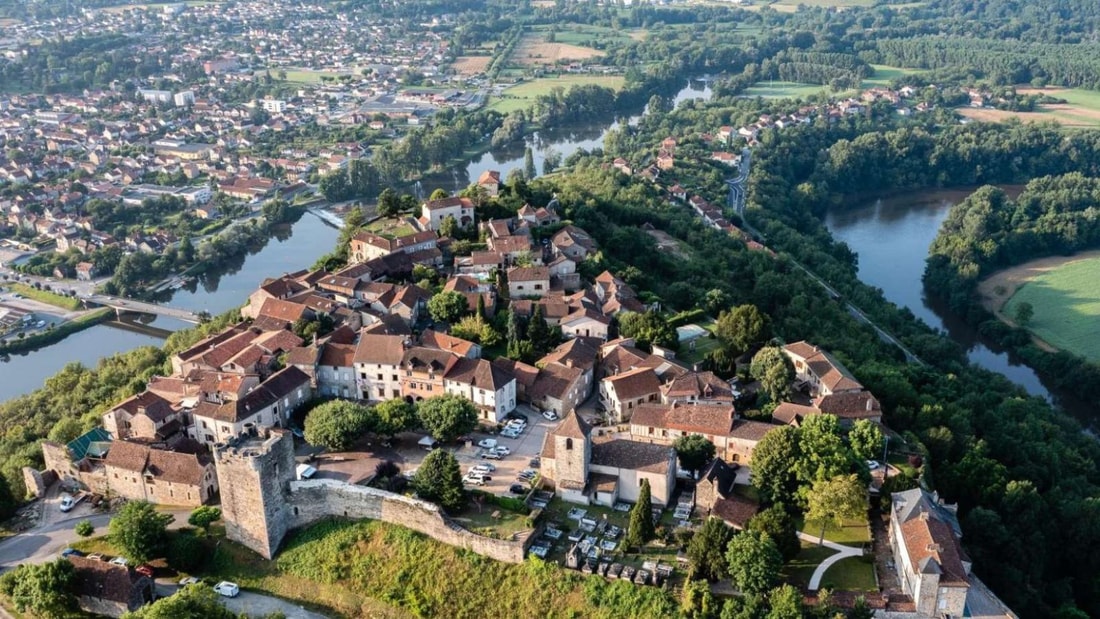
[454,405,554,496]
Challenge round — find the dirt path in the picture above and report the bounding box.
[976,249,1100,352]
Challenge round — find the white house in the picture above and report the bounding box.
[443,358,517,423]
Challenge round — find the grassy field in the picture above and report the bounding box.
[959,86,1100,128]
[528,24,641,48]
[819,556,878,591]
[489,75,625,113]
[861,64,925,88]
[784,543,835,588]
[740,81,831,99]
[1002,255,1100,361]
[7,283,82,311]
[797,515,872,545]
[364,217,416,239]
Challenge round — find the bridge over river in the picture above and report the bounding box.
[85,294,202,324]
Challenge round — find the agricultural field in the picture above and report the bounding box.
[512,32,605,68]
[528,24,641,48]
[740,81,830,99]
[959,86,1100,128]
[994,253,1100,361]
[488,75,625,113]
[452,56,493,77]
[749,0,876,12]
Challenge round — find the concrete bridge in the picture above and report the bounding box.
[85,294,202,324]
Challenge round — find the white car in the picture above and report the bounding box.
[500,428,521,439]
[492,445,512,456]
[471,464,495,474]
[542,410,559,421]
[866,460,882,470]
[477,438,498,449]
[109,557,128,567]
[178,577,200,586]
[213,581,240,597]
[59,495,76,512]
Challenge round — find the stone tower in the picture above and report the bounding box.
[552,410,591,487]
[214,427,295,559]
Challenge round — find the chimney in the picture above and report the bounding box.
[919,509,930,521]
[926,543,943,553]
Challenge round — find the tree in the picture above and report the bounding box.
[624,479,656,550]
[848,419,884,461]
[716,304,770,355]
[751,425,802,505]
[674,434,716,476]
[261,198,290,224]
[617,310,678,351]
[187,506,221,531]
[109,501,173,564]
[805,475,868,545]
[440,214,458,239]
[167,531,206,573]
[304,400,373,451]
[766,584,804,619]
[413,449,466,512]
[524,146,537,180]
[429,188,449,201]
[0,560,76,619]
[417,394,478,442]
[687,517,734,581]
[377,188,401,218]
[703,288,730,317]
[681,578,720,619]
[726,530,782,595]
[123,580,238,618]
[848,596,875,619]
[1015,301,1034,326]
[47,417,84,444]
[427,290,468,323]
[795,415,854,487]
[75,519,95,537]
[750,346,794,403]
[746,505,800,561]
[373,398,418,437]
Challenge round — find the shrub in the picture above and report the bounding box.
[75,520,94,538]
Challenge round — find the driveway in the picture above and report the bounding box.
[222,591,331,619]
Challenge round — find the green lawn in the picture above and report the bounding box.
[677,320,722,365]
[488,76,626,113]
[740,81,831,99]
[528,24,640,47]
[796,515,871,545]
[1004,255,1100,361]
[861,64,925,88]
[266,68,353,83]
[7,283,81,311]
[364,217,416,239]
[819,556,878,592]
[452,504,531,539]
[783,542,835,588]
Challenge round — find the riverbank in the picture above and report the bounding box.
[5,283,82,311]
[0,307,112,355]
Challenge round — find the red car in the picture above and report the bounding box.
[135,565,154,578]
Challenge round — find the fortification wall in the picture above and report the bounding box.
[287,479,529,564]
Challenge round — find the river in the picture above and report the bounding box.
[0,211,340,403]
[0,79,714,404]
[825,189,1096,422]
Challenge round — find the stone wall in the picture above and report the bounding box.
[287,479,531,564]
[215,429,296,560]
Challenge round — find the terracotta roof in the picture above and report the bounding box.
[104,441,210,485]
[631,403,736,436]
[560,308,610,327]
[728,419,777,442]
[445,357,513,391]
[508,265,550,282]
[492,358,539,388]
[552,410,591,440]
[104,440,149,473]
[662,371,734,402]
[814,391,881,419]
[285,345,320,367]
[590,438,672,474]
[539,338,599,372]
[69,556,148,604]
[112,391,173,422]
[252,329,304,353]
[420,329,478,357]
[363,314,413,336]
[402,346,460,374]
[529,362,584,400]
[771,402,818,426]
[711,495,758,529]
[893,490,969,587]
[193,366,310,423]
[319,342,356,368]
[257,298,309,323]
[353,333,408,365]
[603,367,661,400]
[423,196,473,211]
[784,341,864,393]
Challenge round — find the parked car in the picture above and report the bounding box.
[87,553,104,561]
[866,460,882,470]
[492,445,511,456]
[481,451,502,460]
[529,457,541,468]
[213,581,240,597]
[35,320,46,328]
[500,428,521,439]
[109,557,128,567]
[542,410,559,421]
[60,548,84,558]
[135,564,154,578]
[509,484,527,495]
[464,473,490,486]
[477,438,498,449]
[506,411,528,423]
[471,464,495,474]
[59,495,76,512]
[178,576,200,586]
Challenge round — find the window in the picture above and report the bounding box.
[392,375,398,382]
[566,438,573,450]
[297,388,303,398]
[377,374,383,380]
[647,426,653,435]
[534,284,543,290]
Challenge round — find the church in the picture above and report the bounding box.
[539,411,677,506]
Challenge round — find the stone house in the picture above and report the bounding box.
[101,391,179,441]
[316,342,357,399]
[599,366,661,423]
[660,371,735,406]
[421,196,474,231]
[551,225,598,261]
[507,266,551,299]
[349,230,439,264]
[189,366,312,445]
[353,333,408,401]
[69,556,155,618]
[559,308,611,341]
[539,411,676,506]
[477,169,501,197]
[102,440,218,506]
[889,489,970,618]
[400,346,461,402]
[783,340,864,397]
[442,357,517,423]
[695,458,758,529]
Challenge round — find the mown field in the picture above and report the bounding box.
[740,81,831,99]
[1002,255,1100,361]
[489,75,625,113]
[959,86,1100,128]
[861,64,925,88]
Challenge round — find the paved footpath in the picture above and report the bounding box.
[796,531,863,590]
